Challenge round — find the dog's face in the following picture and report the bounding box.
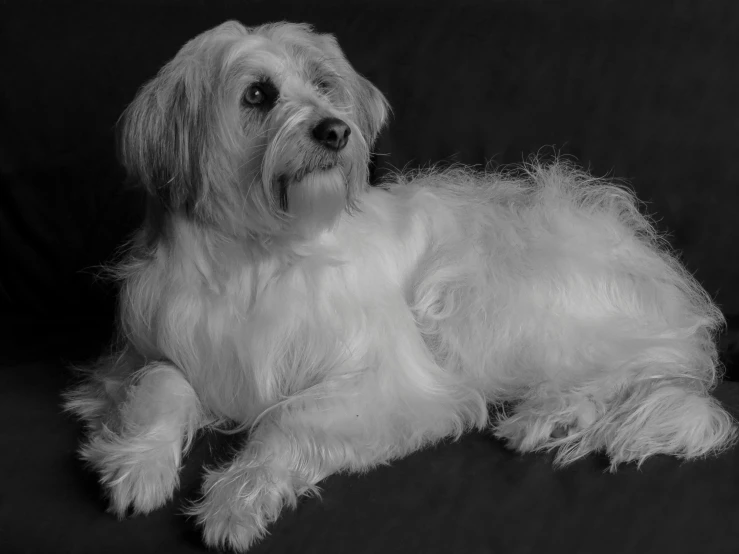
[121,21,389,238]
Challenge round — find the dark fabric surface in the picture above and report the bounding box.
[1,350,739,554]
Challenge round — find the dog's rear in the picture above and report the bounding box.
[403,162,735,468]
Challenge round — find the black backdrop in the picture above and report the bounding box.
[2,1,738,352]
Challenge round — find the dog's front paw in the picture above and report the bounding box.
[190,462,297,552]
[196,501,263,553]
[81,431,180,517]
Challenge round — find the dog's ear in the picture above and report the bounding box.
[352,74,390,147]
[119,56,208,213]
[316,33,390,147]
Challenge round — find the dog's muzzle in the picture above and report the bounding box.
[311,117,351,151]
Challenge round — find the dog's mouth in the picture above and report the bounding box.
[291,160,340,184]
[277,162,345,212]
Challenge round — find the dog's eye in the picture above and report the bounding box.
[242,80,278,108]
[243,84,267,106]
[314,79,332,94]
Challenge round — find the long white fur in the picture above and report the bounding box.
[64,20,737,552]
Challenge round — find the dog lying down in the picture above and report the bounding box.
[65,20,736,552]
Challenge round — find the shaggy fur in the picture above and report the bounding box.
[64,20,737,552]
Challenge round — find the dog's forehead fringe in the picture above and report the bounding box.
[226,36,279,66]
[223,28,336,81]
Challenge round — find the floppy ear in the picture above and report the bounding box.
[352,74,390,147]
[119,59,208,212]
[316,33,390,147]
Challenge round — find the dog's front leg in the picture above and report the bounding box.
[66,362,204,517]
[189,291,487,551]
[189,395,395,552]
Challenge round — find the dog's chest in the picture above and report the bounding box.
[228,196,430,390]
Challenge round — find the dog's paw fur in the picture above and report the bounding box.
[188,461,304,552]
[81,430,181,517]
[495,392,601,456]
[603,385,738,467]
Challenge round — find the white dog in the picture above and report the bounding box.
[65,20,737,552]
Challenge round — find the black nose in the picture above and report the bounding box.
[311,117,351,151]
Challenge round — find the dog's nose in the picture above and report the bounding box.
[312,118,351,151]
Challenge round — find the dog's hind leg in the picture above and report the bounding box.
[492,322,738,469]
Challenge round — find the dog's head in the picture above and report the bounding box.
[120,21,389,238]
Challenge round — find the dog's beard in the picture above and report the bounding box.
[285,167,347,234]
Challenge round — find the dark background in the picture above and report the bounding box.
[2,2,739,553]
